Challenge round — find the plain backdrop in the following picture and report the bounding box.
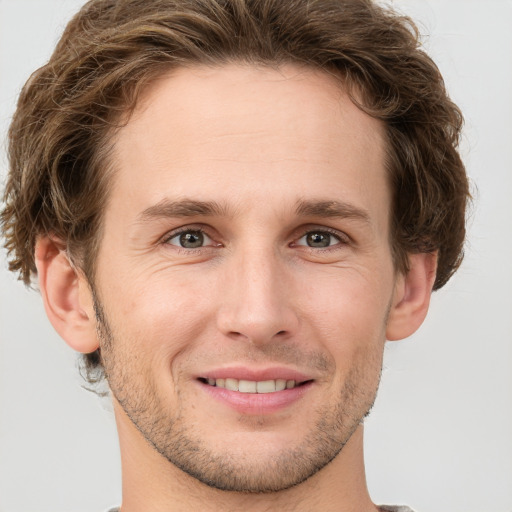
[0,1,511,511]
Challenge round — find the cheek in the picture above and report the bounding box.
[99,272,209,361]
[129,291,209,343]
[299,266,393,329]
[298,268,391,372]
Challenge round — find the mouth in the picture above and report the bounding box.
[196,368,315,414]
[197,377,312,393]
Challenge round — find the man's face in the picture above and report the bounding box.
[92,64,400,492]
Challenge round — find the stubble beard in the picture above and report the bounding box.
[93,295,383,493]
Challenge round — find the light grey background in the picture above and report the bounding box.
[0,1,511,511]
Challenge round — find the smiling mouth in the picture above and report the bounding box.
[198,377,312,394]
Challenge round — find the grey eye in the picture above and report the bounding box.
[306,232,331,247]
[296,231,340,248]
[168,230,211,248]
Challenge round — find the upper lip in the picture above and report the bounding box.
[196,366,313,383]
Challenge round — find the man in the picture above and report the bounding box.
[0,0,470,511]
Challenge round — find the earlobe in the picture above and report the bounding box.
[35,237,99,354]
[386,252,438,341]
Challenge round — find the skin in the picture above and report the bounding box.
[36,64,436,512]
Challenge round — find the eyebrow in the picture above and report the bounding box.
[137,198,371,225]
[294,199,372,225]
[137,199,230,222]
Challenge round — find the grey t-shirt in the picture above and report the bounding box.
[108,506,415,511]
[380,507,416,512]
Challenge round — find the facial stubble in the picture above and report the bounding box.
[93,292,385,493]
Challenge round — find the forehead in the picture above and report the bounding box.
[108,63,388,224]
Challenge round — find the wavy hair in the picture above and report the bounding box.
[1,0,470,382]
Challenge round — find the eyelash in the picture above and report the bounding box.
[293,227,350,251]
[162,226,218,252]
[161,226,350,252]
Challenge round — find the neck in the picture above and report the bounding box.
[115,403,377,512]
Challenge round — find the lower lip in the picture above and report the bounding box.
[198,381,313,415]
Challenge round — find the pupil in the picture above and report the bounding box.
[307,232,330,247]
[180,231,204,248]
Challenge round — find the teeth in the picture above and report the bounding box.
[256,380,275,393]
[225,378,239,391]
[239,380,257,393]
[275,379,287,391]
[205,378,298,393]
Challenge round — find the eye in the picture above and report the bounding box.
[295,230,344,248]
[166,229,213,249]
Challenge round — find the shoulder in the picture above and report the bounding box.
[380,506,417,512]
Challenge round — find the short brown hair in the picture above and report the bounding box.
[1,0,469,378]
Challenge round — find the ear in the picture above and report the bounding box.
[386,252,438,341]
[35,237,99,353]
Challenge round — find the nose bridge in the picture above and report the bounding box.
[217,241,298,343]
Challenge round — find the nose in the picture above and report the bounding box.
[216,246,300,345]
